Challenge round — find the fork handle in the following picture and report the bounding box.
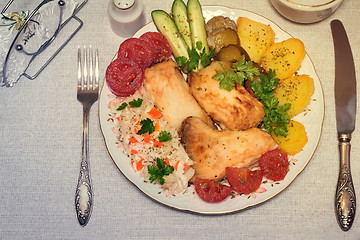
[75,106,93,226]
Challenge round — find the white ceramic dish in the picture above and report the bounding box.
[99,6,325,214]
[270,0,343,23]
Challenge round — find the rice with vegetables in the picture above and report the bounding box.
[108,86,195,194]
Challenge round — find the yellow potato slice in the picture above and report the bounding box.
[237,17,275,63]
[271,120,308,155]
[274,74,315,118]
[261,38,305,79]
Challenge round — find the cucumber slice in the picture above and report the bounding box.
[151,10,189,59]
[172,0,192,48]
[187,0,209,54]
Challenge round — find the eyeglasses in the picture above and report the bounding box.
[1,0,88,87]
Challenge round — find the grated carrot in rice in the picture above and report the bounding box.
[136,159,144,171]
[129,136,139,144]
[174,160,189,172]
[183,163,189,172]
[143,135,152,143]
[175,160,180,170]
[130,149,138,154]
[147,107,162,119]
[131,160,143,172]
[154,122,160,132]
[153,141,163,148]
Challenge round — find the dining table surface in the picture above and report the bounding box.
[1,0,360,239]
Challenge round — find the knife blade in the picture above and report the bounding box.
[331,19,357,232]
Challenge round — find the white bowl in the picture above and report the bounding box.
[270,0,343,23]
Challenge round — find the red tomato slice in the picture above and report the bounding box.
[226,167,263,195]
[118,38,156,69]
[194,178,233,203]
[259,149,289,181]
[140,32,172,62]
[105,57,144,97]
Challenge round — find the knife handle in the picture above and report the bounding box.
[335,133,356,231]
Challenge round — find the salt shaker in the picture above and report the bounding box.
[108,0,146,38]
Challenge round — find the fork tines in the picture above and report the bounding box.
[77,46,99,91]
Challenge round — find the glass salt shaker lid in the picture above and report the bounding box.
[113,0,135,9]
[108,0,146,38]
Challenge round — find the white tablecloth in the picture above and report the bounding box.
[1,0,360,239]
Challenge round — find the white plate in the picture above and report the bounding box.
[99,6,325,214]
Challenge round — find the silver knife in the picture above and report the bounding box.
[331,19,357,231]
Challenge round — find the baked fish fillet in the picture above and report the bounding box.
[144,59,213,130]
[188,61,265,131]
[180,117,277,181]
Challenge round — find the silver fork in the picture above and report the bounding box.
[75,46,99,227]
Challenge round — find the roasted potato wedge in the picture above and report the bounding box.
[261,38,306,80]
[271,120,308,155]
[274,74,315,118]
[237,17,275,63]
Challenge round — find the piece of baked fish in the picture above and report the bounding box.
[188,61,264,131]
[144,59,213,130]
[180,117,277,181]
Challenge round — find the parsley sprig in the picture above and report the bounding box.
[137,118,155,135]
[212,55,260,91]
[116,102,128,111]
[129,98,143,107]
[116,98,143,111]
[148,158,174,185]
[176,41,214,73]
[211,56,291,137]
[158,131,172,142]
[251,69,291,137]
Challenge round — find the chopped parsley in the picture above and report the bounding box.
[137,118,155,135]
[158,131,172,142]
[148,158,174,185]
[251,69,291,137]
[116,98,143,111]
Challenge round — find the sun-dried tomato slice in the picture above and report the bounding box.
[226,167,263,194]
[194,178,233,203]
[105,57,144,97]
[259,149,289,181]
